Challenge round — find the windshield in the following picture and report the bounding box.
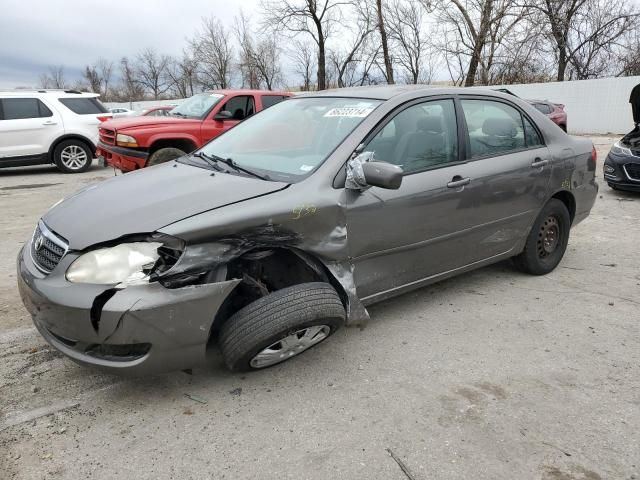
[195,97,381,181]
[171,93,223,119]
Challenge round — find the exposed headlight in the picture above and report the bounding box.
[116,133,138,148]
[604,164,615,174]
[66,242,162,285]
[611,141,632,156]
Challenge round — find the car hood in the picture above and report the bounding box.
[43,162,289,250]
[103,116,200,131]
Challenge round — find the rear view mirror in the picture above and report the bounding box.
[214,110,233,121]
[362,161,403,189]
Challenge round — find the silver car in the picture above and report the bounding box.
[18,86,598,375]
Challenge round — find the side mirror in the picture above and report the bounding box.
[214,110,233,121]
[361,161,403,189]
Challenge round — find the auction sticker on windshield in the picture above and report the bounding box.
[324,106,375,118]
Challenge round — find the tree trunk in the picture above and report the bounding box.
[317,36,327,90]
[557,48,567,81]
[376,0,394,84]
[464,0,493,87]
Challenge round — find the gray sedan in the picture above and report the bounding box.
[17,86,598,375]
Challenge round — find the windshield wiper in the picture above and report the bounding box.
[196,152,269,180]
[191,151,223,171]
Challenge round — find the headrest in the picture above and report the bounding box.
[417,116,443,133]
[482,118,517,138]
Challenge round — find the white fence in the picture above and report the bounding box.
[105,99,184,111]
[492,76,640,135]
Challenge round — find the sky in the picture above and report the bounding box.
[0,0,261,88]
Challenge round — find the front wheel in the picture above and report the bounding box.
[54,140,92,173]
[219,282,345,371]
[147,147,186,167]
[513,199,571,275]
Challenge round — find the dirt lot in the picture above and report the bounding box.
[0,137,638,480]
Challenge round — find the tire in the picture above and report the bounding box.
[219,282,345,371]
[513,198,571,275]
[53,140,92,173]
[147,147,186,167]
[559,124,567,133]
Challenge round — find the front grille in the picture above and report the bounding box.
[99,127,116,145]
[623,163,640,182]
[31,221,68,273]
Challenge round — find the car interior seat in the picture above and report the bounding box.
[393,116,446,171]
[232,108,245,120]
[475,117,518,155]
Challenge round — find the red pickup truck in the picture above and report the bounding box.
[97,89,292,172]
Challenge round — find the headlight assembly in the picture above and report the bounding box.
[611,141,632,156]
[66,242,162,285]
[116,133,138,148]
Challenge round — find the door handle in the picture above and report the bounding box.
[531,158,549,168]
[42,121,58,126]
[447,176,471,188]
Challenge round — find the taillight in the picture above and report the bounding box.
[97,116,111,122]
[589,145,597,171]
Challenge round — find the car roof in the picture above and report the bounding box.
[298,84,512,101]
[205,89,292,96]
[0,89,100,99]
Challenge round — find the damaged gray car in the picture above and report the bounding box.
[17,86,598,375]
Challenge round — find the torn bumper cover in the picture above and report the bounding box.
[17,246,240,375]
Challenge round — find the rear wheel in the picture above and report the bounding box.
[147,147,186,167]
[54,140,92,173]
[513,199,571,275]
[219,282,345,371]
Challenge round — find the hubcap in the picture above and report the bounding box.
[60,145,88,170]
[250,325,331,369]
[537,215,560,258]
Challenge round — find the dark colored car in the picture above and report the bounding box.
[530,100,567,132]
[604,84,640,192]
[17,86,598,376]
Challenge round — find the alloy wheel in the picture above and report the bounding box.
[60,145,88,170]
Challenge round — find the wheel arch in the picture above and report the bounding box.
[550,190,576,224]
[148,136,198,157]
[48,134,96,163]
[207,247,349,344]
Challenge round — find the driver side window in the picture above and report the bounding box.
[365,99,458,174]
[220,95,256,121]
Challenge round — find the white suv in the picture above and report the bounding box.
[0,90,112,173]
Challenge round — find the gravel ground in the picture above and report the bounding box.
[0,137,638,480]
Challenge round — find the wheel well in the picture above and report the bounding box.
[149,138,197,156]
[208,248,348,343]
[552,190,576,223]
[48,135,96,162]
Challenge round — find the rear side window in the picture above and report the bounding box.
[262,95,287,109]
[0,98,52,120]
[59,97,108,114]
[461,99,532,159]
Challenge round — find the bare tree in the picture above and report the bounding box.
[531,0,638,81]
[166,51,198,98]
[97,58,114,100]
[432,0,523,87]
[235,12,283,90]
[191,16,234,89]
[375,0,395,83]
[328,1,375,87]
[119,56,145,102]
[39,65,67,89]
[82,65,102,94]
[135,48,171,100]
[262,0,345,90]
[386,0,430,84]
[289,40,317,90]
